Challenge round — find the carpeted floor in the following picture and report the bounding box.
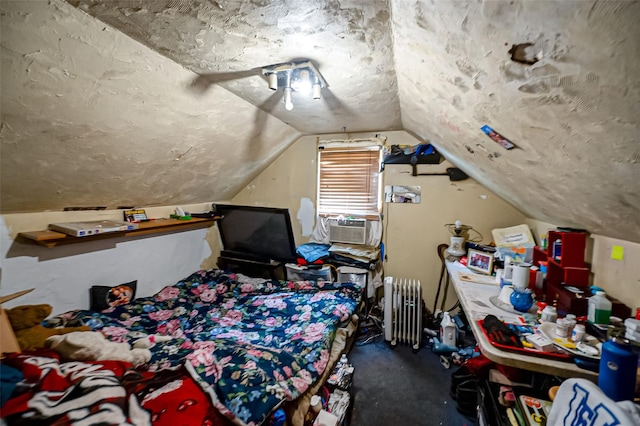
[347,337,475,426]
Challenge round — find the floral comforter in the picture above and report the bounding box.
[44,269,361,426]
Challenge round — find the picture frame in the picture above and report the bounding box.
[467,248,494,275]
[123,209,148,223]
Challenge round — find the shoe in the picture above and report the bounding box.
[449,366,474,400]
[455,379,479,418]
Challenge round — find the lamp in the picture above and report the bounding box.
[261,60,327,110]
[284,87,293,111]
[445,220,472,257]
[284,70,293,111]
[267,72,278,91]
[312,76,322,100]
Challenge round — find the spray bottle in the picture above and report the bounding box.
[439,312,457,348]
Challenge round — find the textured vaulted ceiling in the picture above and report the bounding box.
[1,0,639,243]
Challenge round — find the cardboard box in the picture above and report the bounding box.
[0,289,34,356]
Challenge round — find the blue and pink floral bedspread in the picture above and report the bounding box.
[45,270,361,426]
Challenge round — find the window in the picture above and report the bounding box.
[317,145,382,219]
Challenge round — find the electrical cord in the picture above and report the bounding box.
[433,244,463,315]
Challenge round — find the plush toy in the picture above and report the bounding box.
[46,331,151,368]
[5,304,91,351]
[132,334,172,349]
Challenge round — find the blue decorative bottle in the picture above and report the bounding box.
[509,288,533,313]
[598,338,638,401]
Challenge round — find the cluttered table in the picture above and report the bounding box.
[446,260,599,382]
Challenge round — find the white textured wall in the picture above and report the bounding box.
[0,204,214,315]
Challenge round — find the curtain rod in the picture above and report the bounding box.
[317,136,387,145]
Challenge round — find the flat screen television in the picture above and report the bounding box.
[213,204,297,264]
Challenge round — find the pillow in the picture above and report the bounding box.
[90,280,137,311]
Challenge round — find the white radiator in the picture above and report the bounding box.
[383,276,422,350]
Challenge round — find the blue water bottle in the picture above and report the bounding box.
[598,338,638,401]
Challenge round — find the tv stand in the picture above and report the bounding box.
[217,256,285,280]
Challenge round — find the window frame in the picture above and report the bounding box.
[316,144,383,220]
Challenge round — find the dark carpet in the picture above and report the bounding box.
[347,338,475,426]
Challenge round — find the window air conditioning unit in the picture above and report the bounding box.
[328,218,367,245]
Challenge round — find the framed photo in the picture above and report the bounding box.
[123,209,148,223]
[467,248,494,275]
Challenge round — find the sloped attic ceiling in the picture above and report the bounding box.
[1,0,639,243]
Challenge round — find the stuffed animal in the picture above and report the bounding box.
[5,304,91,351]
[46,331,151,367]
[132,334,172,349]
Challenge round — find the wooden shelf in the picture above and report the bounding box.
[18,217,219,248]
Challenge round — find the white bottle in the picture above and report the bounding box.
[439,312,456,347]
[329,353,349,386]
[588,291,612,325]
[541,305,557,323]
[571,324,585,343]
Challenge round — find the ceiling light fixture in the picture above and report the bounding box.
[312,76,322,100]
[284,71,294,111]
[261,60,327,111]
[267,72,278,91]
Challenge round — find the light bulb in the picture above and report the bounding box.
[284,87,293,110]
[291,69,312,93]
[312,82,322,100]
[267,73,278,91]
[454,220,462,229]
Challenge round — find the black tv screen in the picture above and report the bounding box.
[214,204,297,263]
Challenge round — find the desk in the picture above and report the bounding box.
[446,260,598,382]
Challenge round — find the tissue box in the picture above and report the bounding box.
[526,334,554,352]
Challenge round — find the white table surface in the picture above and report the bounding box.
[446,260,598,382]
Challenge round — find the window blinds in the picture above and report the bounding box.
[317,146,382,219]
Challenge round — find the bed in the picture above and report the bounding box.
[1,269,362,426]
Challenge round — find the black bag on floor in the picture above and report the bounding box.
[449,353,494,416]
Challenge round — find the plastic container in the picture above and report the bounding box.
[540,305,557,323]
[555,318,570,338]
[571,324,585,342]
[552,239,562,261]
[588,291,612,325]
[512,263,530,290]
[285,264,332,282]
[598,338,638,401]
[337,266,368,289]
[565,314,577,335]
[440,312,457,348]
[327,354,349,388]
